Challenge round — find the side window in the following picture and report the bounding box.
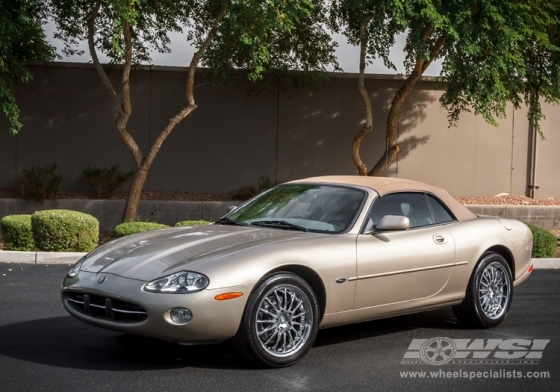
[367,193,435,230]
[427,194,456,224]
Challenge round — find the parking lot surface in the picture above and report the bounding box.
[0,264,558,391]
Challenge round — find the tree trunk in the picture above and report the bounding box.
[85,0,228,223]
[120,2,227,222]
[368,31,445,176]
[122,164,149,221]
[352,17,374,176]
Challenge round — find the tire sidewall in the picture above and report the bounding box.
[471,253,513,327]
[243,273,319,367]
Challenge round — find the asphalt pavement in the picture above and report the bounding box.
[0,263,558,392]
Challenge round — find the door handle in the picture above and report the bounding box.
[433,234,447,244]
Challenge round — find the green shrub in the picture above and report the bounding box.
[21,162,62,202]
[83,165,134,198]
[114,222,169,237]
[175,220,211,227]
[32,210,99,252]
[526,223,557,258]
[230,175,277,201]
[0,215,35,251]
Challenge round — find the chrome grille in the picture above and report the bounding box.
[65,292,147,322]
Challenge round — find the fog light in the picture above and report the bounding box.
[170,308,192,324]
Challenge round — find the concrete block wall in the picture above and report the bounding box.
[0,199,241,231]
[465,205,560,230]
[2,199,559,231]
[2,62,560,198]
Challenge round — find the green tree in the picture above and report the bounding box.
[0,0,56,135]
[330,0,560,176]
[49,0,337,222]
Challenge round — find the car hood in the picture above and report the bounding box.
[79,225,318,281]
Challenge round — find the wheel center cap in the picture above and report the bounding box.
[489,282,498,297]
[277,313,291,331]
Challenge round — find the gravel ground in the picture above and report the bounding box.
[456,194,560,206]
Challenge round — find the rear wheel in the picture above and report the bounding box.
[233,272,319,368]
[453,252,513,328]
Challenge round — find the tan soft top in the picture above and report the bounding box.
[289,175,477,222]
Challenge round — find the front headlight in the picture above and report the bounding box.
[67,257,86,278]
[143,271,209,294]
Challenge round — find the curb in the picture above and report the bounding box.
[0,251,86,265]
[532,258,560,269]
[0,251,559,268]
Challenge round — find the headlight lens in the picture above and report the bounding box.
[67,257,85,278]
[143,271,209,294]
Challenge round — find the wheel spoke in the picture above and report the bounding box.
[287,329,295,347]
[477,261,511,320]
[258,325,276,336]
[258,307,277,318]
[288,290,296,310]
[292,311,306,319]
[264,297,280,313]
[274,290,284,311]
[263,332,277,346]
[272,332,282,351]
[254,283,314,358]
[290,298,303,312]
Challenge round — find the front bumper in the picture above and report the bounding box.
[61,271,253,343]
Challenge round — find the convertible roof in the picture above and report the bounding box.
[288,175,477,222]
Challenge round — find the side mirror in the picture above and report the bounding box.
[375,215,410,232]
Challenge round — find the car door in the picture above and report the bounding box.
[354,192,456,309]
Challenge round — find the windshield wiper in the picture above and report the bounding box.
[215,217,246,226]
[250,220,309,232]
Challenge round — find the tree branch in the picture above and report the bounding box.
[121,20,133,119]
[422,34,446,73]
[145,1,229,169]
[354,15,375,175]
[367,25,439,176]
[87,0,122,111]
[116,19,143,167]
[358,15,374,129]
[186,1,228,107]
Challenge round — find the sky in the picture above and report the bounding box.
[44,21,443,77]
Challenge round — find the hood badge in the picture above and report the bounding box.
[98,276,107,284]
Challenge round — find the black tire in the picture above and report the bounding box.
[233,272,319,368]
[453,252,513,328]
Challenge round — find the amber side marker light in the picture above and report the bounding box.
[215,292,243,301]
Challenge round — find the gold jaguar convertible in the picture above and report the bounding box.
[61,176,533,367]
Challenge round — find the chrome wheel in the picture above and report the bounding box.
[234,272,319,367]
[453,252,513,328]
[255,284,313,357]
[478,262,510,319]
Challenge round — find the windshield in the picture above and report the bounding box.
[221,184,366,233]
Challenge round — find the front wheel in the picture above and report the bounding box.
[453,252,513,328]
[233,272,319,368]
